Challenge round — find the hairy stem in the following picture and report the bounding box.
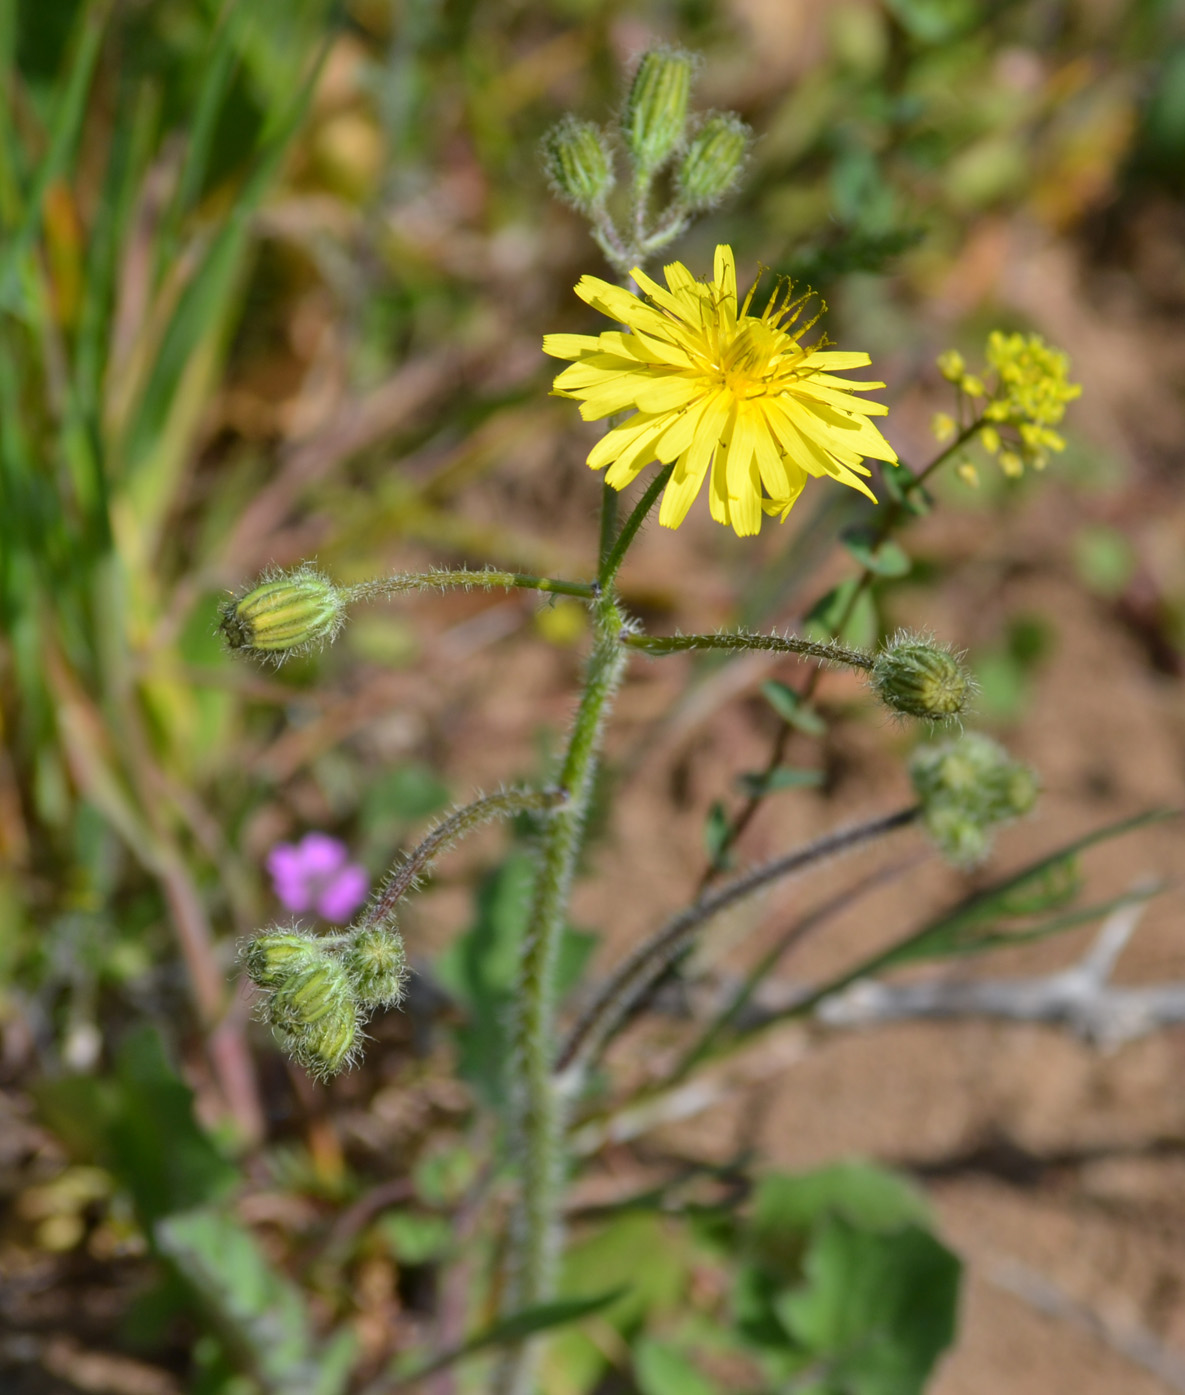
[496,593,627,1394]
[624,628,873,669]
[344,570,597,604]
[359,787,566,930]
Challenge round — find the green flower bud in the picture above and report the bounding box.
[911,733,1039,868]
[923,804,991,869]
[268,957,353,1029]
[345,923,408,1010]
[675,112,751,209]
[622,47,695,176]
[872,633,972,721]
[542,118,615,214]
[284,1002,360,1080]
[219,565,346,663]
[241,928,322,989]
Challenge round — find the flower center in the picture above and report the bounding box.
[695,318,803,400]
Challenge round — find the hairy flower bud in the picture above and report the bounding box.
[911,733,1039,867]
[241,928,322,989]
[675,112,751,208]
[542,118,615,214]
[622,47,694,175]
[285,1002,360,1080]
[219,565,346,663]
[268,957,353,1029]
[345,923,409,1010]
[871,634,972,721]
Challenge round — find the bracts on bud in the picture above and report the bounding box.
[541,118,615,215]
[621,47,695,177]
[676,112,751,209]
[872,632,973,722]
[219,565,346,663]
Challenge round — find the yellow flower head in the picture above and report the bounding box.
[543,245,898,537]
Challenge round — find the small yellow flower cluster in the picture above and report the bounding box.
[932,332,1080,484]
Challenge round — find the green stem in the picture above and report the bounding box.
[597,483,619,575]
[497,590,627,1395]
[624,629,873,669]
[343,569,597,603]
[598,462,674,588]
[359,787,566,931]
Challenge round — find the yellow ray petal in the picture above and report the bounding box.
[800,350,872,371]
[634,376,704,414]
[658,453,710,529]
[542,333,601,361]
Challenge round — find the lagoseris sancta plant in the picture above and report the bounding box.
[220,45,1078,1395]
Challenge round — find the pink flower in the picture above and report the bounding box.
[266,833,369,923]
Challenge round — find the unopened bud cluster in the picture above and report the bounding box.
[871,633,973,722]
[541,47,751,268]
[910,733,1038,867]
[241,918,407,1079]
[934,331,1081,483]
[219,565,347,664]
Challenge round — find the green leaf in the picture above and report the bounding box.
[751,1164,931,1264]
[380,1211,454,1265]
[0,1,107,311]
[737,766,823,797]
[804,580,878,649]
[883,0,980,45]
[156,1206,356,1395]
[388,1289,628,1390]
[704,800,732,865]
[361,764,451,831]
[776,1216,960,1395]
[635,1338,721,1395]
[879,461,931,516]
[760,680,827,736]
[433,854,595,1109]
[840,528,911,578]
[34,1027,237,1231]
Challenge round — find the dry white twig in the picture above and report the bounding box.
[816,897,1182,1051]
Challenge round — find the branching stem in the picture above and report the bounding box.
[557,805,920,1082]
[701,421,986,882]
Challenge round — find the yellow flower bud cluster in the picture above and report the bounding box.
[241,919,408,1080]
[933,332,1081,481]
